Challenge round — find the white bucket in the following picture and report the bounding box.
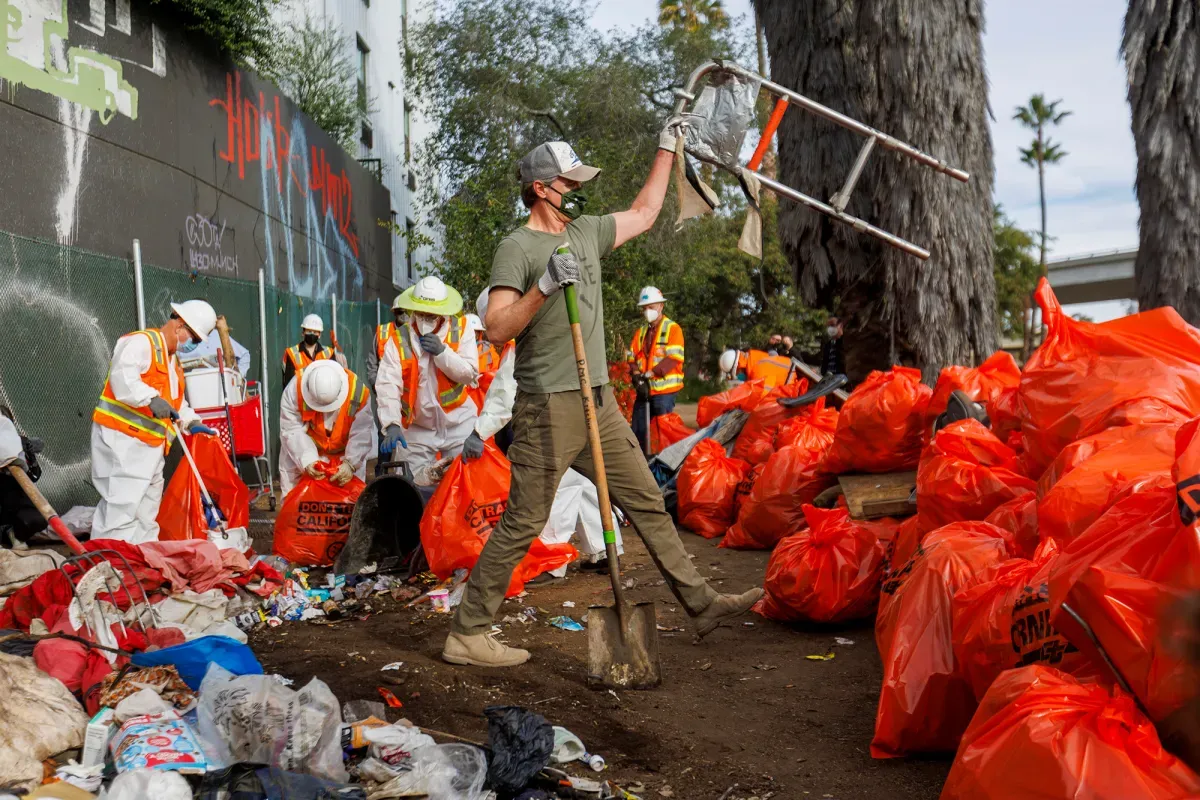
[185,367,245,409]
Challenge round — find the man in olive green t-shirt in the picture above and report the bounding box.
[443,135,764,668]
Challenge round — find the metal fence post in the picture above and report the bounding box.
[258,268,274,504]
[376,297,381,327]
[132,239,146,329]
[331,292,338,350]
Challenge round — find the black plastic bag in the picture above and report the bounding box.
[485,705,554,793]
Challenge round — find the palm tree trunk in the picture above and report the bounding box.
[1123,0,1200,325]
[760,0,996,381]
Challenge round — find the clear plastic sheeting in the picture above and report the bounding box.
[683,69,762,171]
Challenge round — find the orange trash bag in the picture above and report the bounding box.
[731,380,815,465]
[650,412,693,453]
[983,494,1039,559]
[419,444,577,595]
[158,434,250,542]
[1019,277,1200,477]
[987,385,1023,450]
[916,420,1035,533]
[721,443,836,550]
[824,366,933,475]
[754,505,888,623]
[609,362,636,423]
[928,351,1021,422]
[273,458,363,566]
[882,515,922,581]
[697,379,769,428]
[677,439,751,538]
[774,401,839,450]
[952,539,1101,703]
[1037,423,1178,545]
[873,521,1012,758]
[1048,476,1200,725]
[940,666,1200,800]
[732,462,764,519]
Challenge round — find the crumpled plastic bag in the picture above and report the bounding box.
[1019,277,1200,477]
[650,412,694,453]
[941,666,1200,800]
[197,663,348,782]
[273,457,364,566]
[99,768,192,800]
[365,743,487,800]
[824,366,933,475]
[987,385,1023,450]
[754,505,890,623]
[697,379,769,428]
[721,443,836,550]
[731,381,834,466]
[1036,422,1177,544]
[419,444,576,594]
[927,351,1021,422]
[952,539,1101,703]
[872,522,1012,758]
[916,419,1035,533]
[677,439,751,538]
[485,705,554,794]
[983,494,1039,560]
[0,651,89,792]
[157,432,249,541]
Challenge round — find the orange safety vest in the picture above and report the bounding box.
[92,328,185,447]
[393,315,471,427]
[628,317,685,396]
[297,366,370,455]
[284,343,333,373]
[474,340,514,403]
[375,322,396,360]
[743,349,793,388]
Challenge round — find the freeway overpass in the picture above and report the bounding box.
[1046,247,1136,305]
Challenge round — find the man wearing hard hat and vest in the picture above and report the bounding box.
[627,286,684,453]
[90,300,220,544]
[278,360,375,495]
[282,314,343,388]
[376,276,480,474]
[718,347,793,388]
[367,296,407,387]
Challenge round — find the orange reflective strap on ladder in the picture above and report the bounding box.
[748,96,789,172]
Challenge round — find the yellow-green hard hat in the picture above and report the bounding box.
[394,276,463,316]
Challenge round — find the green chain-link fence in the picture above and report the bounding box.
[0,230,386,511]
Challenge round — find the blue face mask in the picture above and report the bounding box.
[179,339,200,355]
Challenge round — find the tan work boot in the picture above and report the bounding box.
[693,588,765,639]
[442,630,530,667]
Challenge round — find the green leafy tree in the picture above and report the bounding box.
[658,0,730,32]
[153,0,281,73]
[1014,94,1070,356]
[993,207,1040,340]
[269,14,365,151]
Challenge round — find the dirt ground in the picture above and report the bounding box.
[249,499,951,800]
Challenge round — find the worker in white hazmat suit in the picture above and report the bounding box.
[90,300,220,544]
[376,276,480,474]
[463,287,622,575]
[278,360,375,496]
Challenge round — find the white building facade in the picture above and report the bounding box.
[278,0,433,289]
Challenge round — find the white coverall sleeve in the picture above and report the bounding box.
[107,335,159,408]
[0,417,22,465]
[345,396,377,472]
[432,323,479,386]
[279,378,320,469]
[376,338,405,432]
[475,348,516,441]
[234,338,252,377]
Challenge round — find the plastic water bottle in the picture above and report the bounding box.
[582,752,605,772]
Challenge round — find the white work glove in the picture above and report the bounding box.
[411,456,455,487]
[330,460,355,487]
[658,114,688,152]
[538,249,581,297]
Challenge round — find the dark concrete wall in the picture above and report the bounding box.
[0,0,392,302]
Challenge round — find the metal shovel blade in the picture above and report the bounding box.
[587,601,661,689]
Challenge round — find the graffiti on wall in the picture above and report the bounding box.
[184,213,237,274]
[210,71,365,301]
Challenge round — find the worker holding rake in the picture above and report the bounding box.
[443,131,762,669]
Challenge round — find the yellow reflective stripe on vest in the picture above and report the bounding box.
[650,374,684,392]
[94,396,174,442]
[144,329,166,366]
[439,382,466,406]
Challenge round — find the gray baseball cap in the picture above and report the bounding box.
[517,141,601,185]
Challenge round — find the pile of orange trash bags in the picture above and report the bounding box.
[731,380,838,466]
[158,433,250,541]
[419,443,577,596]
[676,439,750,538]
[697,378,769,428]
[927,350,1021,423]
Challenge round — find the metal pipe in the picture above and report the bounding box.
[376,297,382,327]
[132,239,146,330]
[257,268,274,495]
[331,292,338,346]
[830,136,877,212]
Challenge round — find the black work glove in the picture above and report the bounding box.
[419,333,447,356]
[148,397,178,420]
[462,431,485,461]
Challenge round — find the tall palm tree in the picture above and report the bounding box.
[1123,0,1200,325]
[657,0,729,33]
[758,0,996,379]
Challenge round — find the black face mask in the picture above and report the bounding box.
[303,333,320,346]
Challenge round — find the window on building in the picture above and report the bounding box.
[403,102,412,163]
[405,218,416,280]
[356,36,369,112]
[360,122,373,151]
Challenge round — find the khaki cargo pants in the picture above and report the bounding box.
[452,385,718,636]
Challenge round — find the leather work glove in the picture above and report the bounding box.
[188,421,218,436]
[411,455,455,487]
[303,462,325,480]
[462,431,485,462]
[419,333,447,356]
[381,424,407,455]
[330,460,355,486]
[148,397,178,420]
[538,249,581,296]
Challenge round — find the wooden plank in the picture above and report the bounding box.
[838,471,917,520]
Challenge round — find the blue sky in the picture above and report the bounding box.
[591,0,1137,319]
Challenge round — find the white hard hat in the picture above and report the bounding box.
[301,313,324,333]
[395,275,463,316]
[301,360,348,413]
[465,313,482,332]
[718,349,739,378]
[475,287,491,325]
[170,300,217,340]
[391,293,404,311]
[637,286,666,307]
